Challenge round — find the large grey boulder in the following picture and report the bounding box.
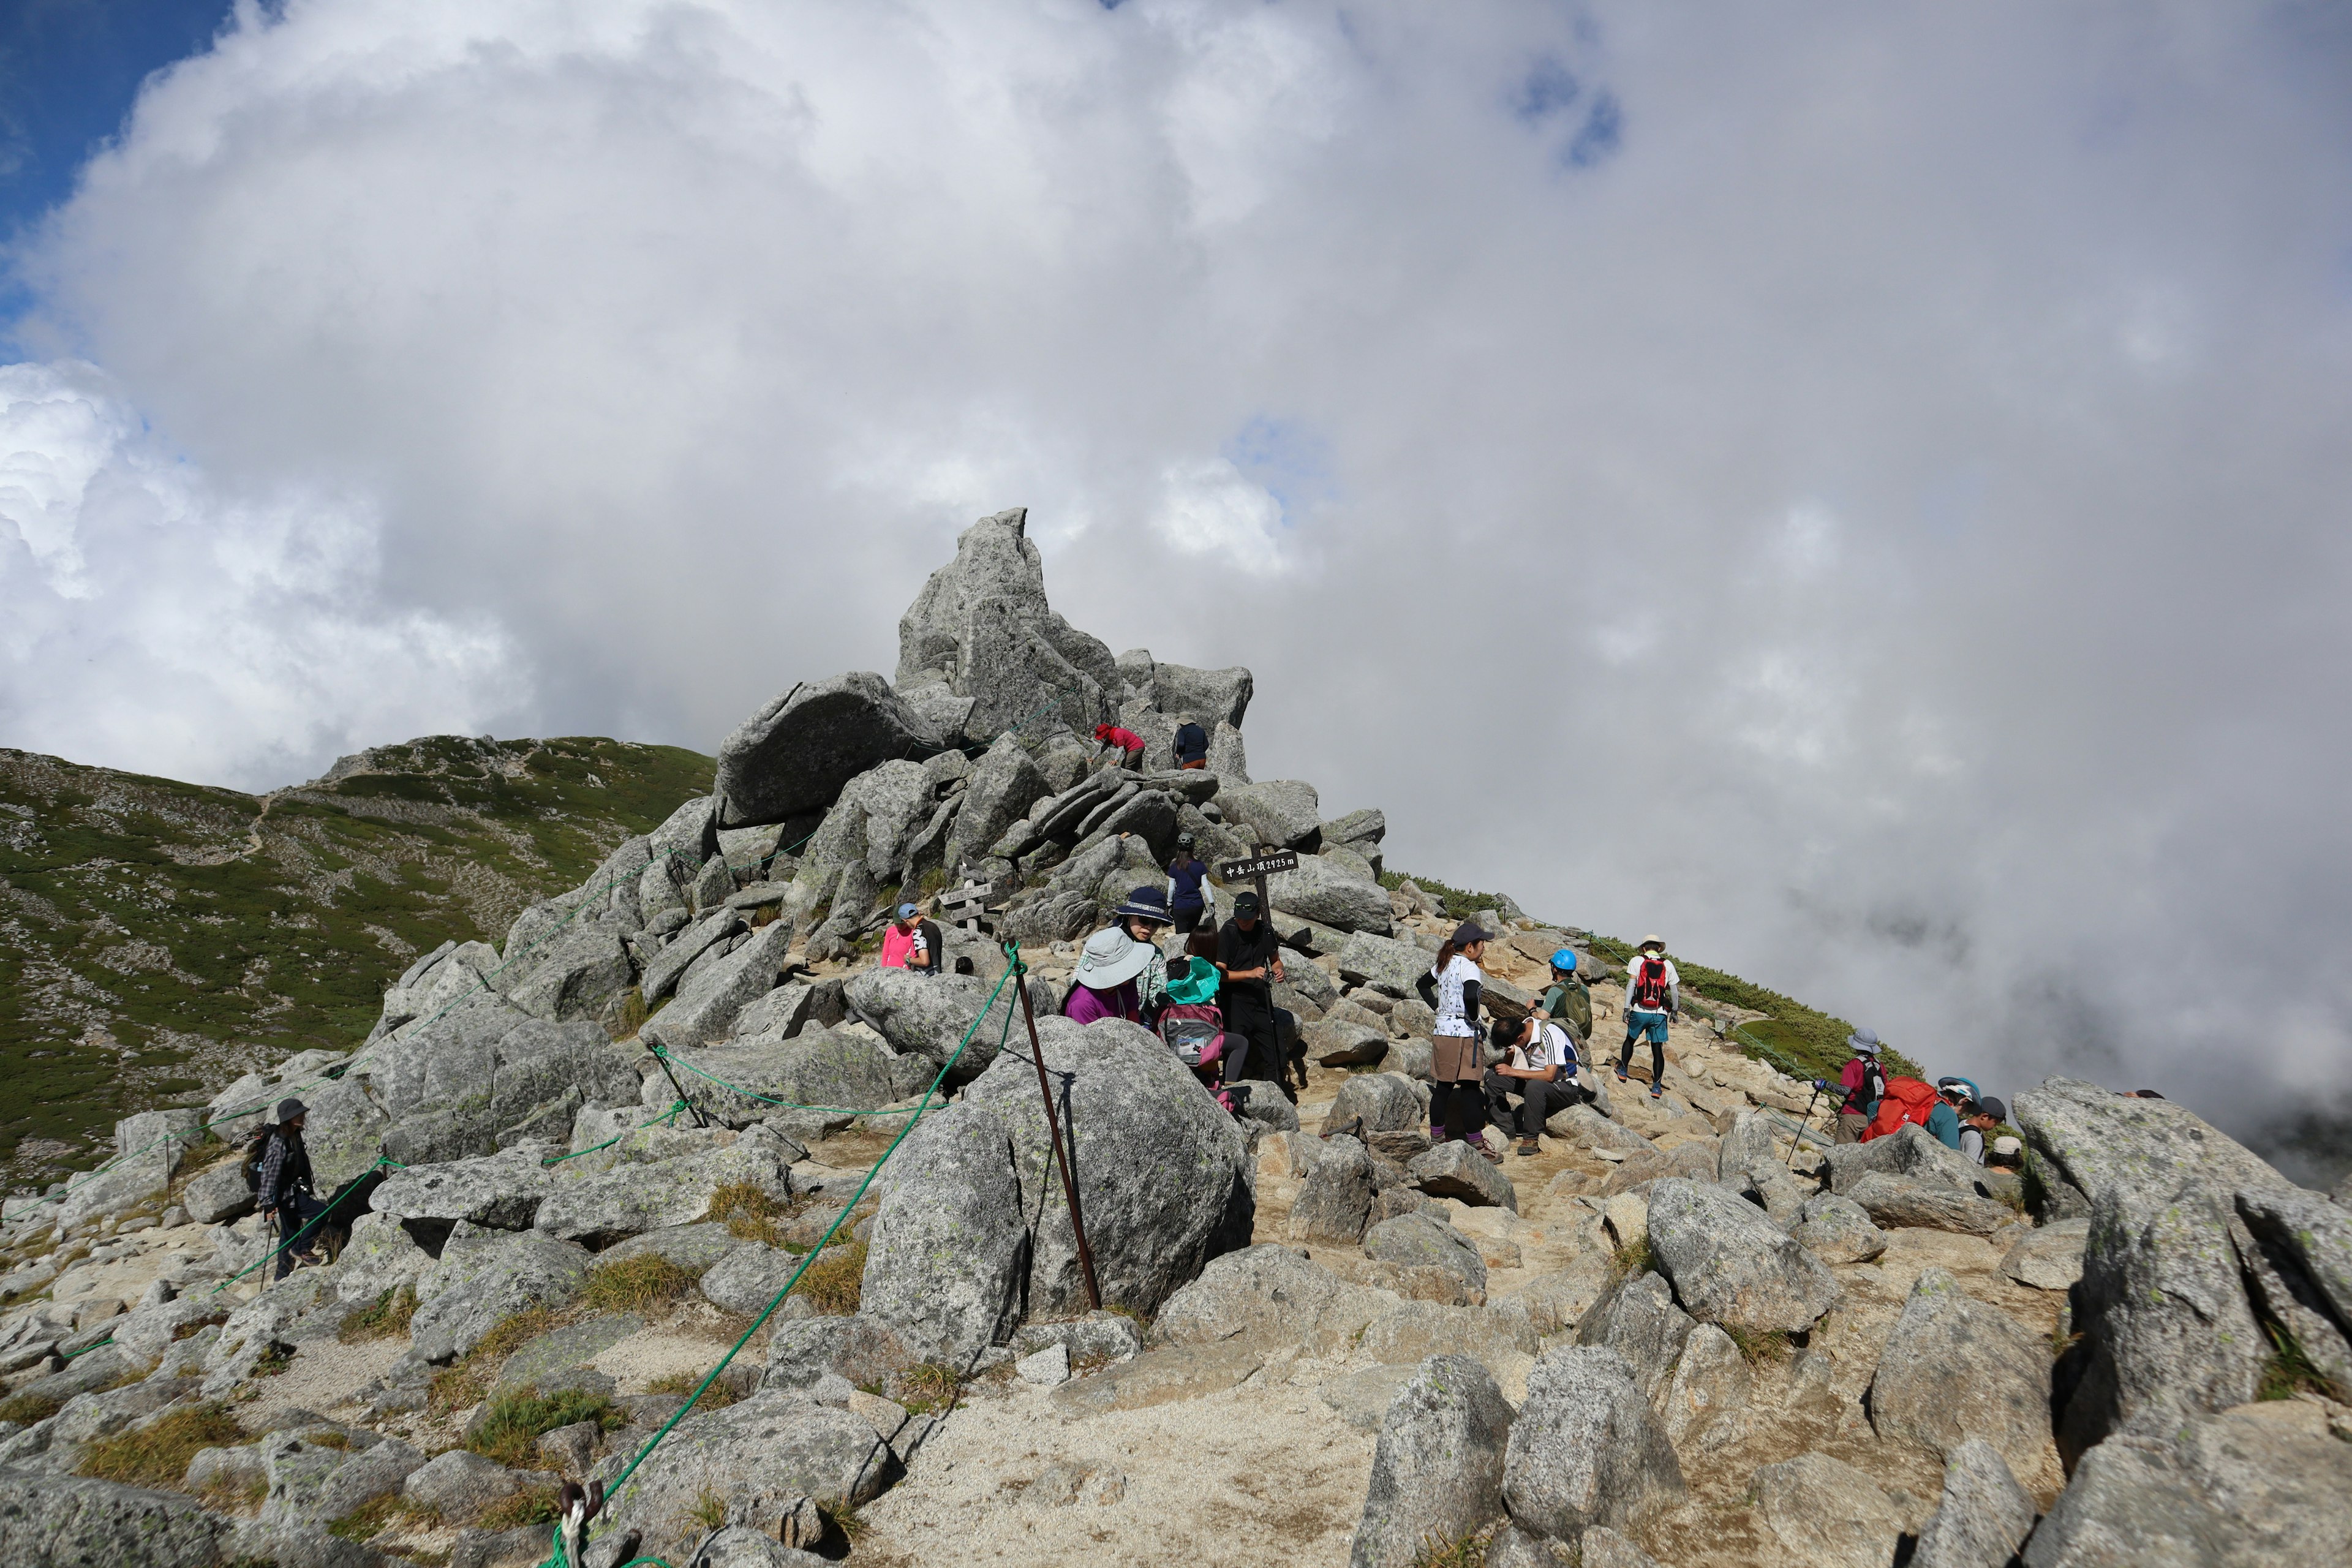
[698,1245,804,1317]
[1348,1354,1514,1568]
[0,1468,228,1566]
[1321,1073,1428,1136]
[685,1526,829,1567]
[534,1125,797,1249]
[372,1145,555,1231]
[1407,1140,1517,1210]
[713,671,938,829]
[2059,1178,2267,1464]
[598,1392,897,1565]
[1323,807,1386,848]
[1911,1439,2037,1568]
[1846,1172,2016,1235]
[858,1106,1028,1363]
[1338,932,1438,998]
[668,1030,899,1126]
[843,968,1036,1087]
[379,1016,639,1169]
[1205,721,1248,783]
[1290,1137,1377,1245]
[1868,1267,2056,1492]
[944,733,1049,872]
[640,909,745,1003]
[183,1158,257,1226]
[295,1075,395,1191]
[1574,1271,1695,1406]
[2233,1185,2352,1394]
[2014,1076,2290,1210]
[955,1017,1251,1318]
[1657,1322,1751,1449]
[1823,1120,1989,1199]
[1791,1194,1888,1264]
[1362,1212,1487,1298]
[403,1448,532,1520]
[641,922,793,1052]
[1220,780,1322,850]
[1645,1177,1840,1335]
[1751,1452,1901,1568]
[407,1230,595,1363]
[1547,1104,1653,1156]
[1148,662,1254,729]
[501,921,633,1025]
[1500,1346,1685,1543]
[785,760,935,922]
[1306,1019,1389,1068]
[959,597,1110,741]
[2000,1217,2090,1290]
[1265,855,1392,935]
[2026,1405,2352,1566]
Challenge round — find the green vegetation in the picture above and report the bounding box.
[1604,1234,1655,1286]
[1407,1526,1495,1568]
[76,1402,245,1488]
[465,1385,624,1470]
[791,1238,867,1316]
[0,736,715,1184]
[337,1286,417,1343]
[477,1486,563,1530]
[647,1367,742,1412]
[893,1361,963,1415]
[1376,869,1518,922]
[1720,1323,1793,1366]
[581,1254,699,1314]
[2257,1322,2340,1402]
[704,1180,793,1248]
[428,1307,564,1414]
[325,1493,439,1540]
[686,1487,730,1533]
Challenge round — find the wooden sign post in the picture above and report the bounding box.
[937,875,1005,936]
[1217,850,1299,932]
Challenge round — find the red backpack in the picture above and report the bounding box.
[1630,956,1672,1011]
[1861,1077,1941,1142]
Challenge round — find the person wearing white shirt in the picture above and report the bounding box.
[1483,1015,1581,1156]
[1617,934,1678,1101]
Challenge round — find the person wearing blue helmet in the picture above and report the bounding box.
[1536,948,1592,1045]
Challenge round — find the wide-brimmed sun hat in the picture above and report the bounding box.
[1111,886,1171,924]
[1847,1027,1881,1055]
[1074,925,1153,989]
[1639,933,1665,949]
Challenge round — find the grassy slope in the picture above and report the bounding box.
[0,736,713,1187]
[1381,867,1921,1082]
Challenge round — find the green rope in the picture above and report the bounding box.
[540,1101,692,1166]
[60,1335,113,1360]
[539,957,1024,1568]
[650,1046,924,1117]
[208,1153,403,1295]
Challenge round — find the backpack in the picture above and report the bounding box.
[1158,1002,1226,1068]
[240,1125,280,1197]
[1846,1055,1888,1112]
[1861,1077,1941,1142]
[1174,721,1208,759]
[1630,956,1672,1011]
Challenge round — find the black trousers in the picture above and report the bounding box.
[1222,995,1280,1085]
[1482,1071,1581,1139]
[1618,1032,1665,1085]
[1173,905,1204,935]
[271,1193,327,1280]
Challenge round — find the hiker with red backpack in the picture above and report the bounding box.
[251,1098,325,1278]
[1819,1027,1889,1144]
[1417,921,1500,1160]
[1857,1072,1953,1144]
[1616,935,1678,1101]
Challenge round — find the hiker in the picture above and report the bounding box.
[1064,924,1152,1025]
[1173,718,1211,771]
[1417,921,1498,1159]
[1156,946,1231,1088]
[1986,1134,2024,1169]
[1928,1077,1981,1152]
[1536,948,1593,1044]
[254,1098,324,1279]
[1616,935,1678,1101]
[1166,833,1213,935]
[1958,1093,2008,1166]
[1821,1028,1889,1144]
[879,903,941,976]
[1112,887,1174,1018]
[1215,891,1296,1098]
[1092,722,1146,771]
[1483,1014,1581,1157]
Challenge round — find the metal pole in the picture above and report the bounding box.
[1789,1082,1825,1168]
[654,1049,711,1128]
[1011,948,1102,1311]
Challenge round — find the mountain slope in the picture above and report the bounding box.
[0,736,712,1185]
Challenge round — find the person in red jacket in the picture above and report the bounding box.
[1092,722,1145,771]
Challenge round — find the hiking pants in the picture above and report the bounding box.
[1836,1111,1870,1144]
[1172,905,1204,935]
[271,1193,327,1280]
[1222,995,1281,1085]
[1619,1023,1666,1086]
[1437,1082,1487,1143]
[1482,1071,1579,1140]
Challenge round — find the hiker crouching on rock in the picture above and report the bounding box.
[1616,935,1678,1101]
[1172,718,1211,771]
[1483,1014,1581,1158]
[255,1098,325,1278]
[1215,891,1297,1101]
[1091,722,1146,771]
[1823,1027,1888,1144]
[1418,921,1500,1161]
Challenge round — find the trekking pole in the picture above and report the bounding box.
[652,1049,712,1128]
[1009,943,1102,1311]
[1790,1082,1825,1169]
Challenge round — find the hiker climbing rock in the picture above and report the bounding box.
[252,1098,323,1279]
[1483,1013,1581,1156]
[1091,721,1146,771]
[1958,1092,2008,1164]
[1419,921,1499,1159]
[1166,832,1212,935]
[1823,1026,1890,1143]
[1215,890,1295,1098]
[1616,934,1678,1099]
[1172,717,1210,771]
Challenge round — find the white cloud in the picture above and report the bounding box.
[5,0,2352,1149]
[0,361,526,789]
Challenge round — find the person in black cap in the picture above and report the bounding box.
[1958,1093,2008,1166]
[1215,889,1294,1098]
[1417,921,1499,1159]
[256,1098,323,1277]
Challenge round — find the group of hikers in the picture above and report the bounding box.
[1819,1029,2019,1166]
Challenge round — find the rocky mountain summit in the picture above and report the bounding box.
[2,507,2348,1567]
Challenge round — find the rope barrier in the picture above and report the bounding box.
[60,1335,113,1360]
[538,957,1025,1568]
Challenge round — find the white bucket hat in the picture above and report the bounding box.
[1074,925,1153,990]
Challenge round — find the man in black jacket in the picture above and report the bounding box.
[257,1098,325,1278]
[1215,892,1297,1098]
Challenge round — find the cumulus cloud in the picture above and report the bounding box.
[6,0,2352,1155]
[0,360,525,788]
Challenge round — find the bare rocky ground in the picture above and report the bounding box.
[3,508,2348,1568]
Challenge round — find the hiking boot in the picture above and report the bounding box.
[1515,1139,1540,1157]
[1615,1069,1630,1084]
[1649,1082,1664,1100]
[1464,1133,1502,1164]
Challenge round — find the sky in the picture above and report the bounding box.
[2,1,2350,1178]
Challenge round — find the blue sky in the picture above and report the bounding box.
[0,0,227,240]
